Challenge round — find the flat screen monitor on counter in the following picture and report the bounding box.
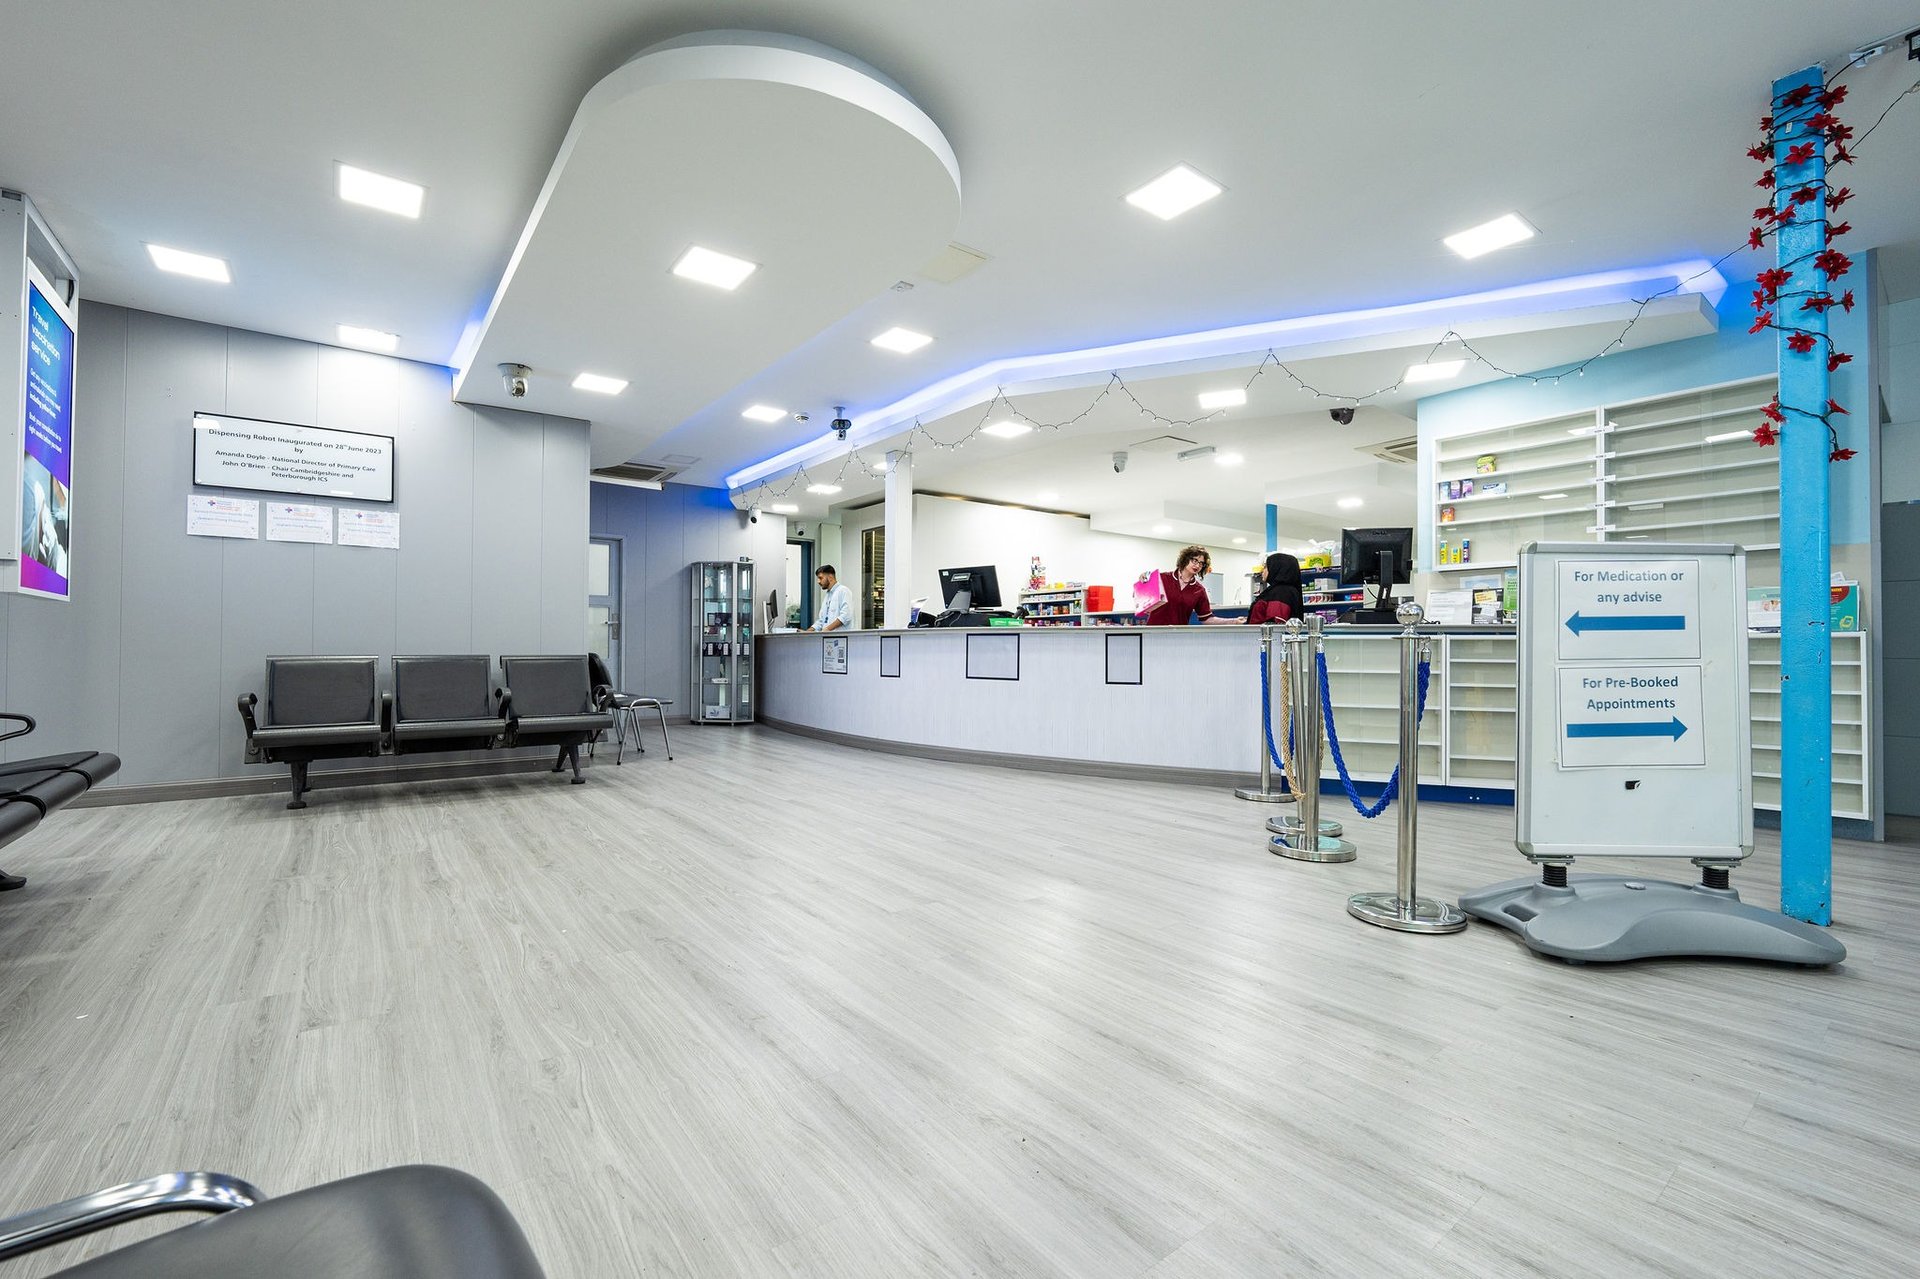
[1338,526,1414,624]
[938,564,1002,612]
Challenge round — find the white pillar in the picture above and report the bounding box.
[883,450,914,629]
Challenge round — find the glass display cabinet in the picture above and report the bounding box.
[691,559,755,725]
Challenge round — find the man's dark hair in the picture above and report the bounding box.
[817,565,837,577]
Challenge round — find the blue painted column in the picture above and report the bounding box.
[1773,65,1833,924]
[1265,503,1278,554]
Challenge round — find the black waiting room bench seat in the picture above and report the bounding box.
[0,715,123,893]
[384,655,509,755]
[238,653,616,807]
[237,657,384,810]
[497,654,616,784]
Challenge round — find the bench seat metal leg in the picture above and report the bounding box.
[0,868,23,893]
[286,761,310,810]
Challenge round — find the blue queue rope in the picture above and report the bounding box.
[1318,648,1431,819]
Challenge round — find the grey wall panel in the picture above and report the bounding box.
[2,305,129,764]
[119,311,231,783]
[222,328,318,427]
[539,416,590,654]
[394,382,474,655]
[217,534,317,772]
[469,406,546,658]
[311,348,403,658]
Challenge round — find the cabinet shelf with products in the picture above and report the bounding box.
[1019,587,1087,627]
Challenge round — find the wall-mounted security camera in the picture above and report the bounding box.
[498,363,532,398]
[830,405,852,441]
[1329,406,1356,426]
[748,506,760,525]
[1112,450,1128,473]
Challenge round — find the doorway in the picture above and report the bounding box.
[785,537,813,629]
[588,536,622,685]
[860,526,886,629]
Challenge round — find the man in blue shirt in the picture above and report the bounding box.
[809,565,855,632]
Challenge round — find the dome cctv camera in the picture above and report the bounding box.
[830,405,852,441]
[498,363,531,398]
[1329,406,1355,425]
[748,506,759,524]
[1112,450,1128,473]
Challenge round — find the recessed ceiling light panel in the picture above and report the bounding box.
[1405,359,1466,383]
[981,420,1032,439]
[1337,497,1364,509]
[572,372,628,395]
[1443,213,1537,260]
[1215,452,1245,467]
[336,324,398,352]
[1198,388,1246,409]
[147,244,230,282]
[806,483,842,495]
[871,327,932,354]
[769,503,799,514]
[672,245,758,290]
[1126,164,1223,220]
[1151,524,1173,535]
[337,163,424,218]
[1037,490,1060,502]
[742,404,787,423]
[1231,536,1248,545]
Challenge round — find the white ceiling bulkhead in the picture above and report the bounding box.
[450,31,963,468]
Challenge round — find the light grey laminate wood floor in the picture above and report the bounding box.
[0,729,1915,1277]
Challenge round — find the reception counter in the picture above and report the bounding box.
[759,626,1873,825]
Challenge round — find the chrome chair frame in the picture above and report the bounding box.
[0,1171,265,1263]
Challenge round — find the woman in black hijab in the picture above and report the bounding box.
[1247,552,1304,624]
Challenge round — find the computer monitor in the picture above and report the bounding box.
[765,590,779,631]
[938,564,1002,612]
[1338,527,1414,623]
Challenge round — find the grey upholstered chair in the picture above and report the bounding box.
[237,657,384,809]
[384,656,508,755]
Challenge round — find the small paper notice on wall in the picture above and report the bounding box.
[265,502,333,544]
[186,494,259,539]
[337,507,399,549]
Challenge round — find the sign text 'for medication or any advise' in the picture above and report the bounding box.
[1557,559,1701,661]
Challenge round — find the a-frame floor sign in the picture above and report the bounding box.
[1459,542,1844,965]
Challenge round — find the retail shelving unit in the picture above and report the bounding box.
[1301,564,1366,620]
[691,559,755,724]
[1428,374,1780,573]
[1748,632,1869,820]
[1020,586,1086,627]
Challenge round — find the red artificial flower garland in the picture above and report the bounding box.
[1746,81,1855,459]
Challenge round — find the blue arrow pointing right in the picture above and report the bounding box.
[1566,717,1688,741]
[1565,611,1688,636]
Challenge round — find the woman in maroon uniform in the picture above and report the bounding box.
[1143,545,1232,625]
[1246,552,1304,625]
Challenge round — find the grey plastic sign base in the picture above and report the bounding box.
[1458,873,1846,966]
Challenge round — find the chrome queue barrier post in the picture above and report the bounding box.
[1270,616,1355,862]
[1235,623,1296,803]
[1348,603,1467,933]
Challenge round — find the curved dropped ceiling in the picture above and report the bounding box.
[452,31,962,467]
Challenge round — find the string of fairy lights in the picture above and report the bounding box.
[737,53,1920,513]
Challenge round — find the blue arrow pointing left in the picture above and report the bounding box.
[1565,611,1688,636]
[1566,717,1688,741]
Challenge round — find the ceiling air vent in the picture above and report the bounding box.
[591,462,679,490]
[1364,437,1419,465]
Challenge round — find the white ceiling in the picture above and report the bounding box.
[778,298,1719,548]
[4,2,1919,490]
